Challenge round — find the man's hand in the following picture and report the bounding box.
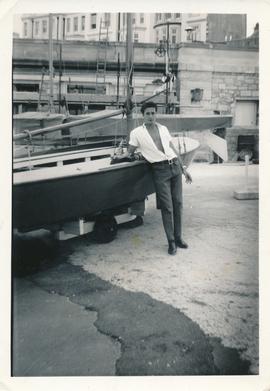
[183,169,192,184]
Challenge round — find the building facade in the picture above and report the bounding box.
[12,29,259,161]
[20,13,247,44]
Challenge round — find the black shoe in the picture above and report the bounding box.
[121,216,143,229]
[168,240,177,255]
[175,238,188,249]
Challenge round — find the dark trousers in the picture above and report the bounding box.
[151,159,183,242]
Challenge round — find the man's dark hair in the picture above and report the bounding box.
[141,101,158,114]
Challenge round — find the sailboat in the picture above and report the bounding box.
[13,14,232,238]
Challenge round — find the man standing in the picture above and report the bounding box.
[127,101,192,255]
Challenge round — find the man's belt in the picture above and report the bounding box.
[151,157,178,166]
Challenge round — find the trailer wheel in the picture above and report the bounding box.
[93,215,118,243]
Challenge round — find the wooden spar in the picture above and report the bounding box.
[14,108,124,141]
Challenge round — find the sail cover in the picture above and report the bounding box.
[205,133,228,162]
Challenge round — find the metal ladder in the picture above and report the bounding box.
[95,19,109,95]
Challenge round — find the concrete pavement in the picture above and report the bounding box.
[12,162,259,376]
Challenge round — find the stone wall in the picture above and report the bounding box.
[176,43,259,161]
[212,72,259,115]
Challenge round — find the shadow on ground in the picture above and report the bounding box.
[12,233,251,376]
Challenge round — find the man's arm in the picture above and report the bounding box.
[127,144,137,157]
[169,140,192,184]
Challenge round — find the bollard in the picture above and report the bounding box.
[245,154,249,189]
[233,153,258,200]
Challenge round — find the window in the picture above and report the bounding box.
[162,27,166,41]
[15,83,39,92]
[42,20,47,34]
[67,18,70,33]
[132,15,136,24]
[67,84,97,94]
[134,33,139,42]
[171,28,177,44]
[23,22,27,37]
[123,13,126,26]
[191,25,199,41]
[74,17,78,32]
[104,13,110,27]
[34,21,39,35]
[165,13,172,19]
[81,16,85,31]
[175,13,180,18]
[191,88,203,103]
[90,14,96,29]
[140,13,144,24]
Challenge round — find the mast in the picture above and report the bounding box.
[126,13,133,138]
[116,13,121,107]
[58,15,64,113]
[48,14,54,113]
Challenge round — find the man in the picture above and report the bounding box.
[127,101,192,255]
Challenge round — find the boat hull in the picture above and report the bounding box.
[13,137,199,232]
[13,161,154,232]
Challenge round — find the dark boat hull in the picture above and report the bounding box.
[13,161,154,232]
[13,137,199,232]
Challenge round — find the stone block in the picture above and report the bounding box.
[240,90,250,96]
[233,188,259,200]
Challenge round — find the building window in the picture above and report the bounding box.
[140,13,144,24]
[191,25,199,41]
[156,30,159,43]
[175,13,180,18]
[123,13,126,26]
[134,33,139,42]
[132,15,136,24]
[42,20,47,34]
[191,88,203,102]
[90,14,96,29]
[81,16,85,31]
[34,21,39,35]
[66,18,70,33]
[14,83,39,92]
[162,27,166,41]
[171,28,177,44]
[104,13,110,27]
[165,13,172,19]
[52,18,56,35]
[74,17,78,32]
[23,22,28,37]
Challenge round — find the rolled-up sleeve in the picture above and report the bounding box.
[129,130,139,147]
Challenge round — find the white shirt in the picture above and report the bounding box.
[129,123,177,163]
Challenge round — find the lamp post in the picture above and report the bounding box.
[153,20,181,113]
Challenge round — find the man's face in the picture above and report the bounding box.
[143,107,157,125]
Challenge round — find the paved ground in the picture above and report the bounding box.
[12,162,259,377]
